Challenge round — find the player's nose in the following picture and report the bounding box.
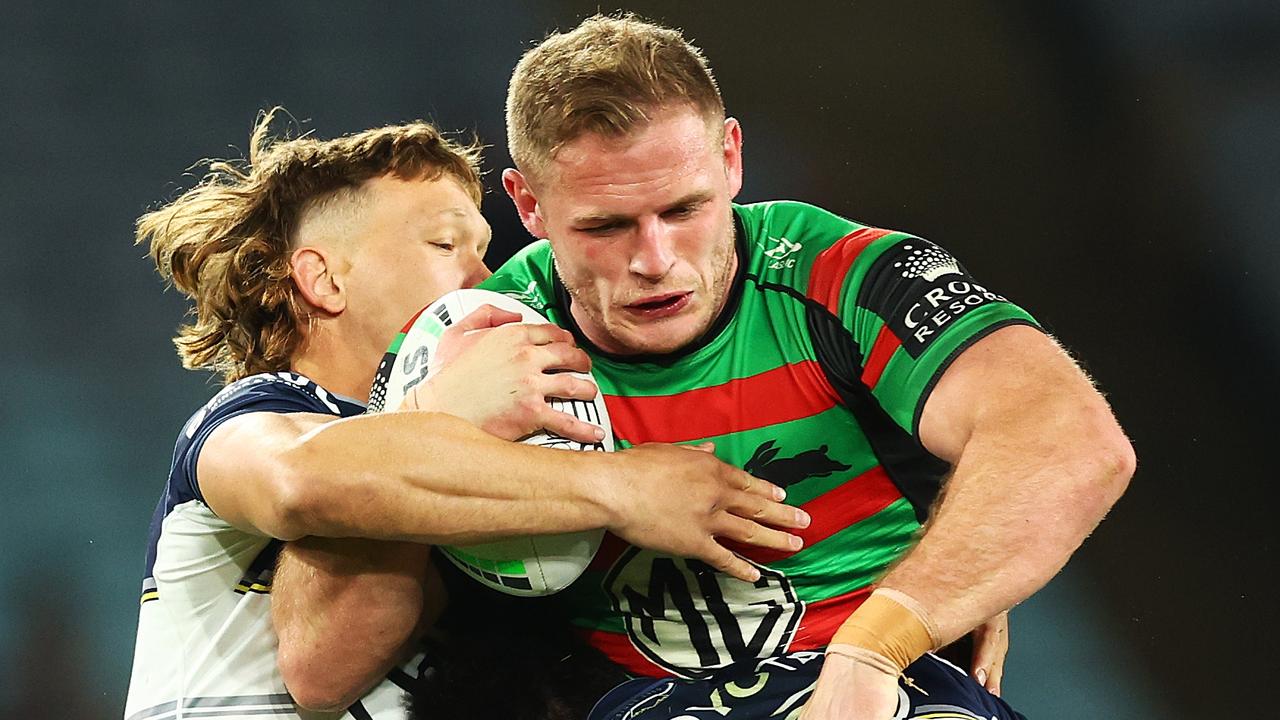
[628,218,677,280]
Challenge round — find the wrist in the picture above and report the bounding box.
[570,450,623,530]
[828,587,939,673]
[822,644,899,677]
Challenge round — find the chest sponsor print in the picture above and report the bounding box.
[604,547,805,679]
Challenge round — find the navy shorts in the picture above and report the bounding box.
[587,651,1026,720]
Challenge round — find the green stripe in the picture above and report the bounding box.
[386,332,406,355]
[772,499,919,604]
[561,569,626,634]
[849,307,885,357]
[728,410,874,506]
[872,303,1036,433]
[562,500,919,634]
[591,289,812,397]
[615,407,877,507]
[442,546,528,576]
[709,405,876,506]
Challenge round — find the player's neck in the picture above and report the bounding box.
[289,327,374,403]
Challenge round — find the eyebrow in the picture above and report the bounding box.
[570,190,714,226]
[435,207,473,219]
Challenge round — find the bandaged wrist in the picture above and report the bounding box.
[828,588,939,673]
[823,643,900,676]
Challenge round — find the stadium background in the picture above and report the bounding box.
[1,1,1275,717]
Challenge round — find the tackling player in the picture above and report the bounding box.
[122,111,808,720]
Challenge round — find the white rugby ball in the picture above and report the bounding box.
[368,288,609,596]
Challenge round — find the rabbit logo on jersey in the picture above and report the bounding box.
[886,242,1007,357]
[604,547,804,679]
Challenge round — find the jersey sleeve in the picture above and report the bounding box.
[808,230,1040,435]
[170,373,345,507]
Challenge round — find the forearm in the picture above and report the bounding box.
[277,410,613,543]
[273,537,443,711]
[881,392,1134,645]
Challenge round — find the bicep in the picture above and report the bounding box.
[196,411,337,537]
[917,325,1102,463]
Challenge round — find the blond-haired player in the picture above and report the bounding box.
[488,13,1131,719]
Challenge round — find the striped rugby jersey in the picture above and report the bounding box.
[123,372,425,720]
[479,201,1039,679]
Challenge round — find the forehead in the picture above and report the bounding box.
[362,174,482,227]
[299,173,483,258]
[365,173,476,215]
[545,110,721,208]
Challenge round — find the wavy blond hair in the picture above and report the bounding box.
[138,109,483,384]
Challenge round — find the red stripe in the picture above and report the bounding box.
[791,586,873,650]
[604,360,839,444]
[860,323,901,389]
[724,465,903,565]
[806,228,892,314]
[582,627,670,677]
[397,305,429,334]
[583,589,876,675]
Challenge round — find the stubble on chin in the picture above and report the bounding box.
[554,231,738,355]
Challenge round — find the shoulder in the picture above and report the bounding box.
[480,240,557,313]
[170,372,359,504]
[735,201,916,296]
[178,372,355,441]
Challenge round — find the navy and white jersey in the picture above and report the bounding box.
[124,372,425,720]
[588,651,1026,720]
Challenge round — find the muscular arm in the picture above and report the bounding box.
[205,406,804,710]
[199,409,615,544]
[886,324,1135,643]
[804,325,1133,719]
[272,538,446,711]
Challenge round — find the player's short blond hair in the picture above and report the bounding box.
[506,13,724,178]
[137,108,483,384]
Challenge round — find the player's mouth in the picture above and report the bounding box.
[624,291,692,319]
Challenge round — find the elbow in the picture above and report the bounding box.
[262,447,330,541]
[1068,413,1137,521]
[278,647,362,712]
[1106,431,1137,498]
[1091,417,1136,506]
[278,657,332,711]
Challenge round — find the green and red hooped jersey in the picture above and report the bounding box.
[479,201,1039,679]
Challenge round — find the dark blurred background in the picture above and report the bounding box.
[2,1,1275,717]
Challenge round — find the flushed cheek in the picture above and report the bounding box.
[575,247,625,294]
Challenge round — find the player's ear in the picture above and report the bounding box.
[723,117,744,199]
[503,168,548,239]
[290,246,346,315]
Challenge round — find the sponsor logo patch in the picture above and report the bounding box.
[882,242,1007,357]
